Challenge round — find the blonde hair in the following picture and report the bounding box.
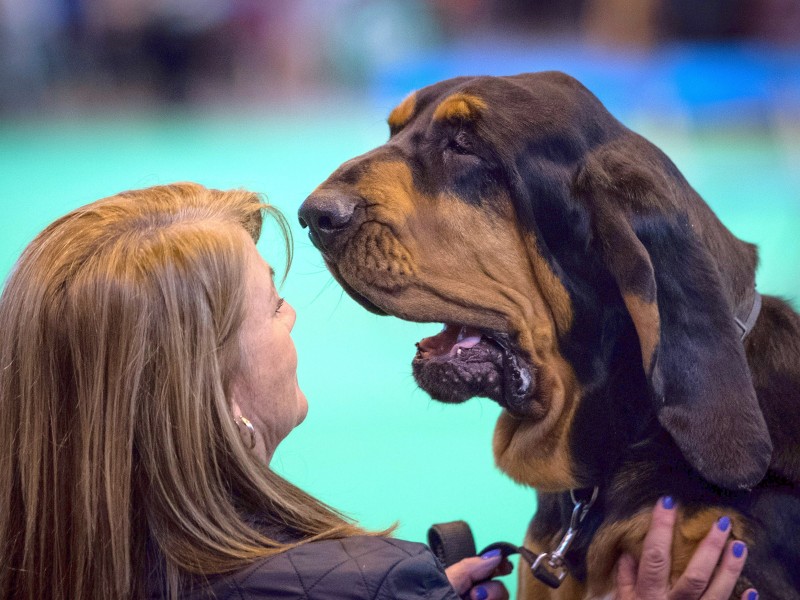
[0,183,374,600]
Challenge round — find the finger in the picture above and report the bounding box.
[636,497,678,598]
[443,562,473,595]
[614,553,638,600]
[444,551,504,594]
[740,589,758,600]
[470,580,509,600]
[669,515,732,599]
[701,540,748,600]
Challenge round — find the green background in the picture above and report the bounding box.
[1,109,798,594]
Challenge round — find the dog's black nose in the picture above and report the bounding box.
[298,192,358,251]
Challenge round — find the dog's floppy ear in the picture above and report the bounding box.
[574,147,772,490]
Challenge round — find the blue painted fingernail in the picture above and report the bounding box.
[717,516,731,531]
[474,586,488,600]
[661,496,674,509]
[747,590,759,600]
[733,541,746,558]
[481,549,501,560]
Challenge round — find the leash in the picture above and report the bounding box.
[529,487,599,587]
[428,487,599,589]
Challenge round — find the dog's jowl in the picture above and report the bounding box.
[299,72,800,599]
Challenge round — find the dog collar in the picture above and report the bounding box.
[735,290,762,341]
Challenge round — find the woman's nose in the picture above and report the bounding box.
[285,301,297,330]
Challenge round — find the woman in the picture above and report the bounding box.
[0,183,755,600]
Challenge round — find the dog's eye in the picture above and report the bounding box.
[447,130,473,155]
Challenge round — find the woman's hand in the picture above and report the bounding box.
[445,549,513,600]
[615,497,758,600]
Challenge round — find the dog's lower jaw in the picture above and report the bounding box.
[501,346,543,417]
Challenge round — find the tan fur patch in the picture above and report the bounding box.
[354,160,417,220]
[387,92,417,131]
[585,506,750,597]
[623,292,660,372]
[432,93,488,122]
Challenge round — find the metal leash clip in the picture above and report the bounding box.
[531,487,599,589]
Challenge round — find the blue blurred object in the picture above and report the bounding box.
[371,41,800,126]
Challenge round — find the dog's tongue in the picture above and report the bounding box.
[417,324,483,357]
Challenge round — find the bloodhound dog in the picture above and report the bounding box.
[298,72,800,599]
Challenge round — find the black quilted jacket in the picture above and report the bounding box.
[154,536,462,599]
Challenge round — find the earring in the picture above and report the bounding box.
[236,416,256,450]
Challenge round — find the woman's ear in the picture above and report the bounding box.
[574,149,772,491]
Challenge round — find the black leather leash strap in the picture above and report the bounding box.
[427,522,563,589]
[427,520,477,569]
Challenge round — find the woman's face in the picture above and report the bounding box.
[230,239,307,462]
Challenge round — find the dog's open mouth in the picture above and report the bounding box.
[324,260,541,417]
[413,323,537,416]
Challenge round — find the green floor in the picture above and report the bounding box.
[1,110,798,594]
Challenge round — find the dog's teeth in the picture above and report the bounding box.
[457,348,463,357]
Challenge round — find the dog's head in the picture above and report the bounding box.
[299,72,772,492]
